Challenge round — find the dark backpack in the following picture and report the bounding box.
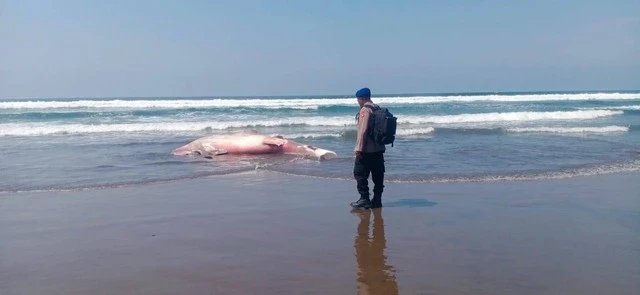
[359,104,398,147]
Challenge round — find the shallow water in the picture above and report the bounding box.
[1,91,639,192]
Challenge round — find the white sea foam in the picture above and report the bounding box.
[0,117,351,136]
[604,105,640,110]
[268,160,640,183]
[578,105,640,111]
[279,127,435,140]
[278,133,344,139]
[396,127,436,136]
[390,160,640,183]
[0,109,623,136]
[507,126,629,134]
[2,92,639,110]
[398,110,622,124]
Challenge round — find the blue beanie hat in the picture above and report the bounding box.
[355,87,371,98]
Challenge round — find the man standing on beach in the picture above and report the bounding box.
[351,87,386,210]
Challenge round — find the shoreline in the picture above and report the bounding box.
[3,163,639,195]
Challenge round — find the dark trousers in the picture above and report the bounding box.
[353,152,385,200]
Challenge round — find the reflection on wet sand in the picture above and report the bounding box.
[353,208,399,295]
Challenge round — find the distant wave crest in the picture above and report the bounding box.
[506,126,629,134]
[2,92,639,110]
[401,110,622,124]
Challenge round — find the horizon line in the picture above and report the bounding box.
[2,89,639,101]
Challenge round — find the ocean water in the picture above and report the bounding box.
[1,91,639,192]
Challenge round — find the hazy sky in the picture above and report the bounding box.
[1,0,639,98]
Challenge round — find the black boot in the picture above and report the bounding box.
[371,194,382,208]
[350,196,372,210]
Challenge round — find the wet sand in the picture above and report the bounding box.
[1,171,639,295]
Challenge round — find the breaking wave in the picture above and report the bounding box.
[0,110,622,136]
[2,92,639,110]
[506,126,629,134]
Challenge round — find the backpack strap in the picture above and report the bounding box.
[355,104,378,123]
[364,104,380,112]
[363,104,379,137]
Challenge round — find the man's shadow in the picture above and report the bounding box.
[353,208,399,295]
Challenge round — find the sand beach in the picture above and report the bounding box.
[1,171,638,294]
